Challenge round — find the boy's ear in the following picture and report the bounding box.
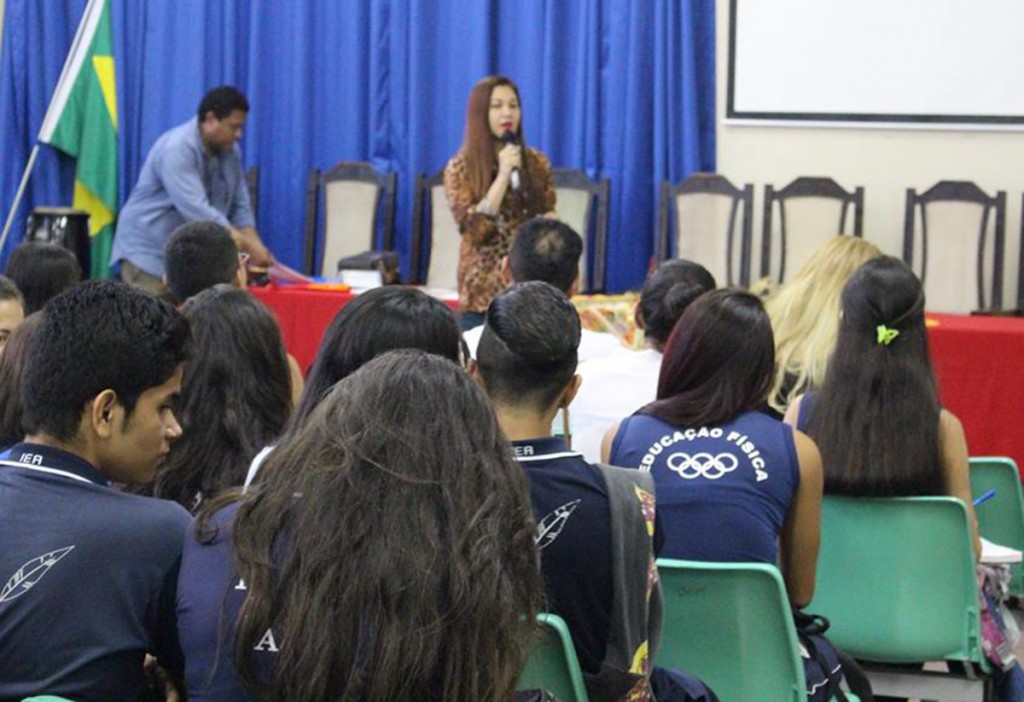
[500,256,513,286]
[89,389,119,439]
[467,358,483,386]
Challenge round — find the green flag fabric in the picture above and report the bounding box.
[38,0,118,279]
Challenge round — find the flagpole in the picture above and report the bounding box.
[0,146,40,256]
[0,0,102,257]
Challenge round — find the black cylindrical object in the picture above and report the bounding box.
[25,207,91,278]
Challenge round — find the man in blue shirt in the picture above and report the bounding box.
[0,280,192,700]
[111,86,272,297]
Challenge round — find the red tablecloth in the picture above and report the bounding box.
[251,286,358,372]
[250,285,460,372]
[252,286,1024,476]
[927,313,1024,475]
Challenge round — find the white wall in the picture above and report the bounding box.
[715,0,1024,307]
[0,0,6,57]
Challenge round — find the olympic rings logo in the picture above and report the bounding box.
[666,452,739,480]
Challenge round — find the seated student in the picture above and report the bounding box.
[177,350,544,700]
[4,240,81,314]
[0,274,25,353]
[787,256,1023,700]
[602,291,860,701]
[243,285,462,487]
[164,220,304,407]
[765,235,881,417]
[605,290,821,602]
[473,282,714,702]
[0,281,191,701]
[571,259,715,462]
[163,220,247,305]
[0,312,44,450]
[463,217,622,361]
[144,286,292,511]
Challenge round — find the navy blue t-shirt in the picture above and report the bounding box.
[176,502,278,701]
[609,411,799,565]
[796,392,818,433]
[0,442,190,701]
[514,437,663,677]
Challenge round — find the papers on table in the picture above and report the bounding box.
[981,537,1023,564]
[267,261,314,284]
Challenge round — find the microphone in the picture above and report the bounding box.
[501,130,520,191]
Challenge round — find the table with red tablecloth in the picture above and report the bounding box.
[251,286,1024,476]
[251,286,358,372]
[926,313,1024,475]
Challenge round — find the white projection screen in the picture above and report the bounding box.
[727,0,1024,126]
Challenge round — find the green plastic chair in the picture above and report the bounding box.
[970,456,1024,596]
[22,697,76,701]
[657,559,806,702]
[517,612,589,702]
[811,496,991,700]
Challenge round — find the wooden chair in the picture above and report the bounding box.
[409,169,461,289]
[761,177,864,284]
[657,173,753,287]
[552,168,610,293]
[903,181,1005,313]
[1015,194,1024,310]
[244,165,259,221]
[304,161,396,278]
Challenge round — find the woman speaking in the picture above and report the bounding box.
[444,75,556,329]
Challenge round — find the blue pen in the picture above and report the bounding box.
[974,489,997,507]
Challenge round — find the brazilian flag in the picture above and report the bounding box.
[37,0,118,279]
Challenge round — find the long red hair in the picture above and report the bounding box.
[460,75,528,199]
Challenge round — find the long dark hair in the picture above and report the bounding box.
[152,286,291,509]
[458,75,544,204]
[290,286,461,431]
[642,289,775,427]
[0,312,44,448]
[229,350,543,700]
[806,256,942,496]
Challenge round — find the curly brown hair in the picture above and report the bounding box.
[225,349,543,700]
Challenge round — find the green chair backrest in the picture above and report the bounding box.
[22,697,76,701]
[657,559,805,702]
[969,456,1024,596]
[517,613,590,702]
[810,496,985,668]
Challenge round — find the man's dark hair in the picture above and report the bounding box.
[642,289,774,428]
[165,221,239,304]
[22,281,190,442]
[4,241,80,314]
[637,259,716,348]
[508,218,583,294]
[197,85,249,121]
[0,275,23,306]
[477,281,581,409]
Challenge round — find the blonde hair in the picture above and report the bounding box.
[765,235,882,414]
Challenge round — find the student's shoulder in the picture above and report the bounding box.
[579,329,625,361]
[112,491,192,540]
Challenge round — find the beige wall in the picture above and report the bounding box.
[715,0,1024,307]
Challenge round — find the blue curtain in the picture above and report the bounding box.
[0,0,715,291]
